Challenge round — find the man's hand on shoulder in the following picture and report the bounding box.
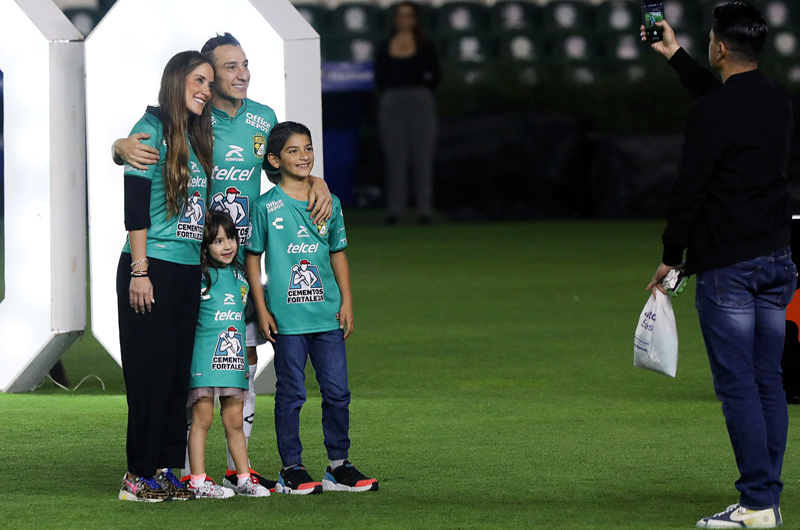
[113,133,160,170]
[640,20,681,60]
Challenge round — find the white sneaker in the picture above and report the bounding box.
[696,503,782,528]
[188,481,235,499]
[237,476,270,497]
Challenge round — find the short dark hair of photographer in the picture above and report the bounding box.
[712,2,768,64]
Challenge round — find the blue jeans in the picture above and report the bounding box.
[695,246,796,509]
[273,330,351,467]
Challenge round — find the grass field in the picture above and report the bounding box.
[2,217,799,529]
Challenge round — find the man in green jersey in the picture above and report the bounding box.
[113,33,332,491]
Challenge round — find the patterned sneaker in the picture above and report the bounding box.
[237,476,271,497]
[156,469,195,500]
[275,465,323,495]
[223,468,277,492]
[118,474,171,503]
[322,461,379,492]
[188,480,235,499]
[696,503,782,528]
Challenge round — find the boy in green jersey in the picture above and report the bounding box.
[246,122,378,495]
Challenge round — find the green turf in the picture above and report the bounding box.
[2,218,800,529]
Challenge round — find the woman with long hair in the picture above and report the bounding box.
[116,50,215,502]
[375,1,441,225]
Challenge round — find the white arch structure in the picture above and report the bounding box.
[0,0,86,392]
[85,0,322,391]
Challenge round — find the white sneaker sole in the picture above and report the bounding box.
[118,490,167,503]
[274,482,322,495]
[321,478,379,492]
[238,488,271,497]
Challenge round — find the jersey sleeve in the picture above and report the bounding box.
[246,198,268,254]
[328,195,348,252]
[123,115,163,181]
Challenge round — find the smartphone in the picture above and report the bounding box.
[642,0,664,43]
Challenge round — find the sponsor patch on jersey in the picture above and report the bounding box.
[266,199,284,213]
[177,193,205,241]
[212,326,246,371]
[211,188,250,244]
[253,133,266,159]
[316,221,327,236]
[287,260,324,304]
[241,284,249,305]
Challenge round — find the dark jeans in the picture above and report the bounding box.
[695,246,797,509]
[117,254,201,477]
[273,330,351,467]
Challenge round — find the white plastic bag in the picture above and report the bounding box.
[633,290,678,377]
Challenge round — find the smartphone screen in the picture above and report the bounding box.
[642,0,664,42]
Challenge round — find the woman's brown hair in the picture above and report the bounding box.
[158,50,215,217]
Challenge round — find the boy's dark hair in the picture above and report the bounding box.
[267,121,313,159]
[201,210,240,294]
[201,33,242,62]
[712,2,768,63]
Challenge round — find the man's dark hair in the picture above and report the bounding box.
[267,121,313,159]
[712,2,768,63]
[201,33,241,62]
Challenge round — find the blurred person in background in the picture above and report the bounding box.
[375,1,440,226]
[643,4,795,528]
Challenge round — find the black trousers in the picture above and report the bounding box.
[117,254,200,477]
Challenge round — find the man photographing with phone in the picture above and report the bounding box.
[643,3,796,528]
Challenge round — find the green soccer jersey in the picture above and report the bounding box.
[208,100,278,264]
[247,186,348,335]
[190,266,249,390]
[122,109,207,265]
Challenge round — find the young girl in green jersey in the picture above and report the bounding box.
[186,211,270,499]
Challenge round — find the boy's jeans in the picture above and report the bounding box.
[273,329,351,468]
[695,246,796,509]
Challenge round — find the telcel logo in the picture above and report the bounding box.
[213,166,254,181]
[287,242,319,254]
[214,310,243,321]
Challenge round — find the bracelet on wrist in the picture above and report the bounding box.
[131,271,148,277]
[131,258,148,270]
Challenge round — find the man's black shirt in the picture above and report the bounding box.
[662,48,793,274]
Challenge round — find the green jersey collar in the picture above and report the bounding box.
[211,99,249,121]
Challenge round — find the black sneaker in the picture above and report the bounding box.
[223,468,277,492]
[322,461,379,492]
[275,465,323,495]
[156,469,195,500]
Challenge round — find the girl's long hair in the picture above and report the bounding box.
[158,50,215,218]
[201,210,241,295]
[389,1,428,45]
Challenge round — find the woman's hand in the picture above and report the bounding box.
[129,276,155,314]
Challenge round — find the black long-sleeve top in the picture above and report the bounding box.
[374,39,441,92]
[662,48,793,274]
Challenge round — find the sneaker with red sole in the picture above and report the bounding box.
[223,468,277,492]
[275,465,323,495]
[322,461,379,492]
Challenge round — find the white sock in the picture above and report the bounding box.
[330,459,345,471]
[227,362,257,471]
[190,473,206,488]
